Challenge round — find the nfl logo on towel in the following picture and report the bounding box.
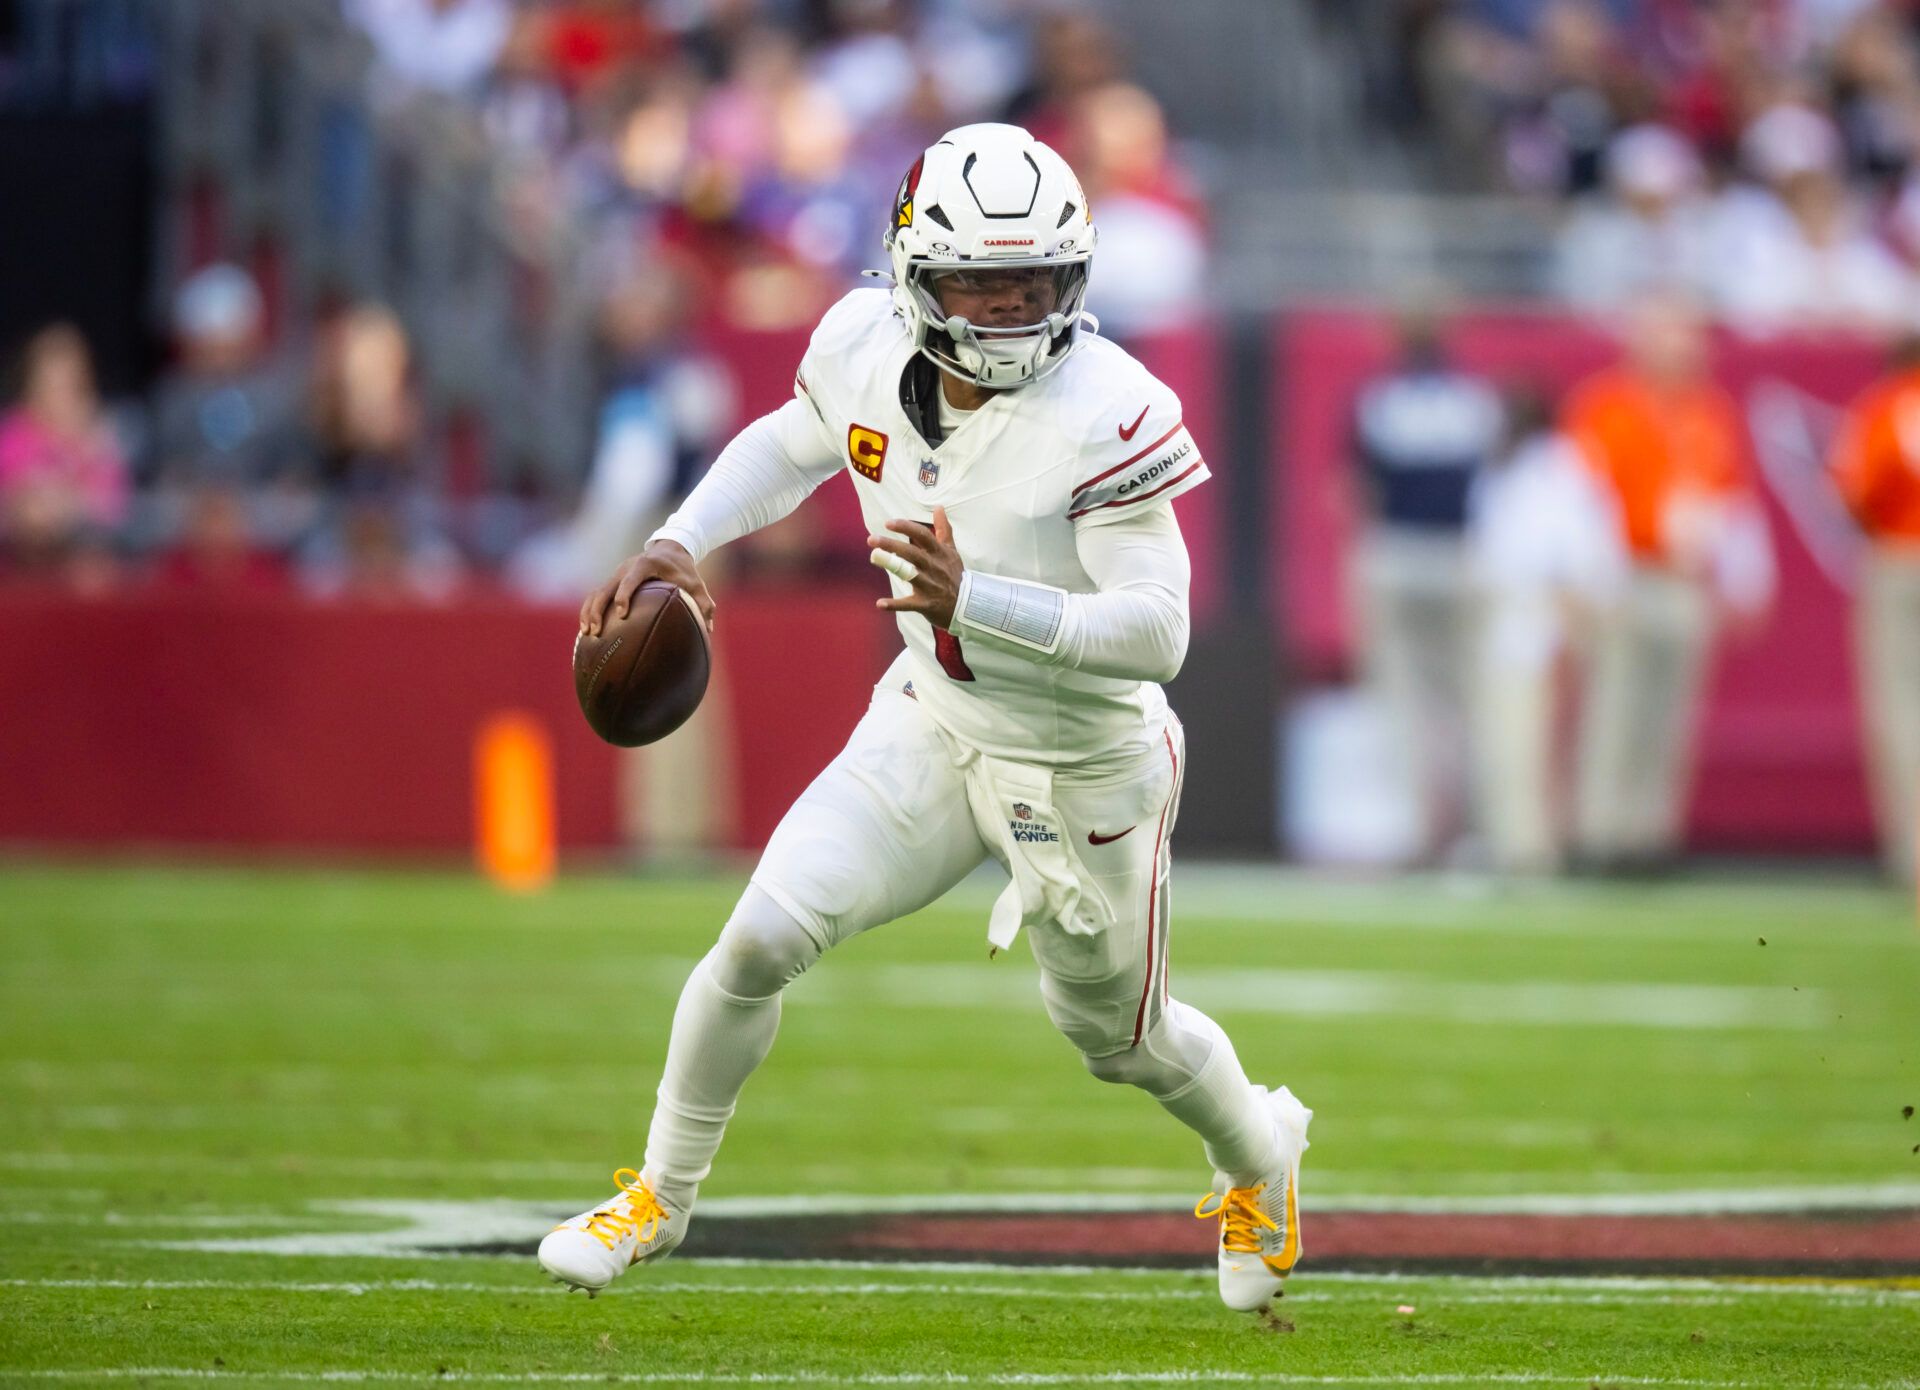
[1013,802,1032,821]
[919,458,939,487]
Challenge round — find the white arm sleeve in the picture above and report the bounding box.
[648,398,842,562]
[951,504,1192,683]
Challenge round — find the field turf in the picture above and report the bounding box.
[2,860,1918,1387]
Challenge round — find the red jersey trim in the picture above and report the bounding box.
[1070,420,1185,497]
[1067,460,1206,520]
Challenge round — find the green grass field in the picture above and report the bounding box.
[3,860,1919,1388]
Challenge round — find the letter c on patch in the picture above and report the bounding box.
[849,425,889,481]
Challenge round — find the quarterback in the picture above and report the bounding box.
[545,123,1310,1313]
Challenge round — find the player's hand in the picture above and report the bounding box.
[580,540,716,638]
[869,505,963,629]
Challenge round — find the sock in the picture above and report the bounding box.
[640,952,782,1208]
[1144,1001,1280,1185]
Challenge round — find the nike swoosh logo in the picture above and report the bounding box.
[1087,826,1135,845]
[1117,406,1149,441]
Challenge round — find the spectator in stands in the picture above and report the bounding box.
[808,0,927,131]
[734,78,871,290]
[346,0,513,99]
[1002,8,1122,151]
[1067,82,1207,339]
[308,303,419,494]
[300,494,465,601]
[1467,386,1627,874]
[1490,0,1651,195]
[1560,290,1775,871]
[1826,333,1920,883]
[1707,102,1918,336]
[0,322,128,585]
[1553,123,1714,311]
[1654,0,1789,171]
[1825,3,1920,184]
[538,0,660,101]
[147,263,303,507]
[297,303,462,600]
[150,483,290,593]
[509,261,735,603]
[1349,302,1506,866]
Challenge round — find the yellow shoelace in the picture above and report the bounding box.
[1194,1183,1278,1254]
[580,1168,668,1253]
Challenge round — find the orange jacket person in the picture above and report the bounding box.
[1828,340,1920,882]
[1558,293,1772,870]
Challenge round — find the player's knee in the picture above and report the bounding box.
[1081,1010,1211,1094]
[1081,1045,1150,1088]
[710,889,820,998]
[1081,1044,1189,1095]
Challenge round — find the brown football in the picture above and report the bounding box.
[572,580,711,747]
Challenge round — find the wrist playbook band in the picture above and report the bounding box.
[955,571,1067,655]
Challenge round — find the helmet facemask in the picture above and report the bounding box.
[901,259,1091,389]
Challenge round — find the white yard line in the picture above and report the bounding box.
[0,1211,327,1228]
[13,1150,1916,1211]
[655,1257,1920,1299]
[13,1371,1908,1388]
[794,965,1827,1031]
[6,1273,1915,1305]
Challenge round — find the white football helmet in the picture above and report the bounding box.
[884,122,1097,389]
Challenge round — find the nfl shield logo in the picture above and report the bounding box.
[1013,803,1032,821]
[919,458,939,488]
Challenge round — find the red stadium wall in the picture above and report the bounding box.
[0,588,892,855]
[1277,307,1878,852]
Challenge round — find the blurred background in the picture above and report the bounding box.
[3,0,1918,885]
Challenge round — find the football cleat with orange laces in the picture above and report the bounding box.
[538,1169,687,1293]
[1194,1085,1311,1312]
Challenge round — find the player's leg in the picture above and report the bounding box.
[1572,570,1642,865]
[1036,720,1308,1312]
[646,683,990,1189]
[1622,572,1711,859]
[1860,550,1920,882]
[1358,530,1441,860]
[540,683,988,1290]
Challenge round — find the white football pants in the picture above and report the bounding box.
[641,680,1278,1206]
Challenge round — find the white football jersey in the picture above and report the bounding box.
[794,289,1211,768]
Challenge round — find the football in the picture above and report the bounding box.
[572,580,711,747]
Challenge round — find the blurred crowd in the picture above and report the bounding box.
[1401,0,1920,334]
[350,0,1207,336]
[0,0,1207,597]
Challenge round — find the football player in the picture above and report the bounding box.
[545,123,1309,1313]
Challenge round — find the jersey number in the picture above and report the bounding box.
[933,626,976,682]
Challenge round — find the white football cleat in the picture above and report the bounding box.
[538,1168,687,1293]
[1194,1085,1311,1312]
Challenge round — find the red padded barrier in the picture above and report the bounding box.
[0,586,892,855]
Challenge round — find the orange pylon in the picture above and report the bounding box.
[475,712,556,892]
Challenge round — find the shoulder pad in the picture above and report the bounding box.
[795,289,900,422]
[1065,366,1209,522]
